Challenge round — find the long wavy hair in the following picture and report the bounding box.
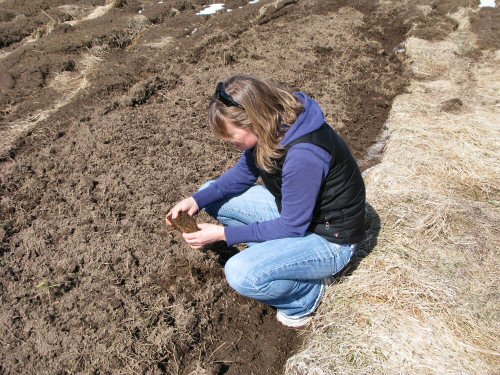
[208,75,304,172]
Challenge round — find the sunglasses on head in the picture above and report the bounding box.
[214,82,244,109]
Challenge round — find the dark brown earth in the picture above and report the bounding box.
[471,3,500,50]
[0,0,494,374]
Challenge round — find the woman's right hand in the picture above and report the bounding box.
[165,197,199,226]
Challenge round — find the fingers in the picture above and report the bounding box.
[165,210,175,227]
[166,206,182,223]
[188,201,199,216]
[182,236,203,249]
[182,232,205,248]
[182,232,197,241]
[168,197,197,219]
[165,197,199,231]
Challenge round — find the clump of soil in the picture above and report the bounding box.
[169,211,199,233]
[440,98,464,113]
[0,0,465,373]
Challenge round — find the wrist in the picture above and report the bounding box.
[220,226,226,242]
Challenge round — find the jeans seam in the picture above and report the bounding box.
[253,239,354,283]
[210,205,275,224]
[279,283,326,319]
[250,240,354,314]
[251,254,340,307]
[253,254,338,283]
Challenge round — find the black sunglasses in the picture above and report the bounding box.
[214,82,244,109]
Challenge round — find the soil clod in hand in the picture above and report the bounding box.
[169,211,199,233]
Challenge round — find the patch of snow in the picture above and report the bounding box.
[360,126,390,171]
[479,0,495,7]
[196,3,225,15]
[249,0,260,4]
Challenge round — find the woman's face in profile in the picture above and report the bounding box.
[221,119,258,151]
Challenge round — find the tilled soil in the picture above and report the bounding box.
[0,0,481,373]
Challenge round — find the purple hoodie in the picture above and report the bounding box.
[193,92,332,246]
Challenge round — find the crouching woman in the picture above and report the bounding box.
[166,75,365,328]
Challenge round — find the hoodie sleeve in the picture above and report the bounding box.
[192,148,259,209]
[224,144,331,246]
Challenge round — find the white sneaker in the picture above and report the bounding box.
[276,310,312,329]
[276,278,335,329]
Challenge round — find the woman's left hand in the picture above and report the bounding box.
[182,223,226,249]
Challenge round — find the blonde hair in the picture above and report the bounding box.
[208,75,304,172]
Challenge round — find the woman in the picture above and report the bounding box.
[166,75,365,328]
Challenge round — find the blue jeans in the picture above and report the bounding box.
[201,181,356,319]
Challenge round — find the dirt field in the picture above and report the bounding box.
[0,0,495,374]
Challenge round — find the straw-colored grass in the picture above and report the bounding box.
[286,8,499,375]
[48,53,101,96]
[66,1,115,27]
[0,51,102,157]
[146,36,174,49]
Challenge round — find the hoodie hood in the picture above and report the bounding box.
[280,92,326,146]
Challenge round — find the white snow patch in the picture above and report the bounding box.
[479,0,495,7]
[196,3,225,15]
[360,126,390,171]
[249,0,260,4]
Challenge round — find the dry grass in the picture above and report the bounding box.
[66,1,115,27]
[48,53,101,96]
[146,36,174,49]
[0,18,56,61]
[26,18,56,43]
[0,51,102,158]
[286,8,499,375]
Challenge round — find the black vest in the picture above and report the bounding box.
[259,123,366,244]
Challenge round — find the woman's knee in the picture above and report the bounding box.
[224,255,254,295]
